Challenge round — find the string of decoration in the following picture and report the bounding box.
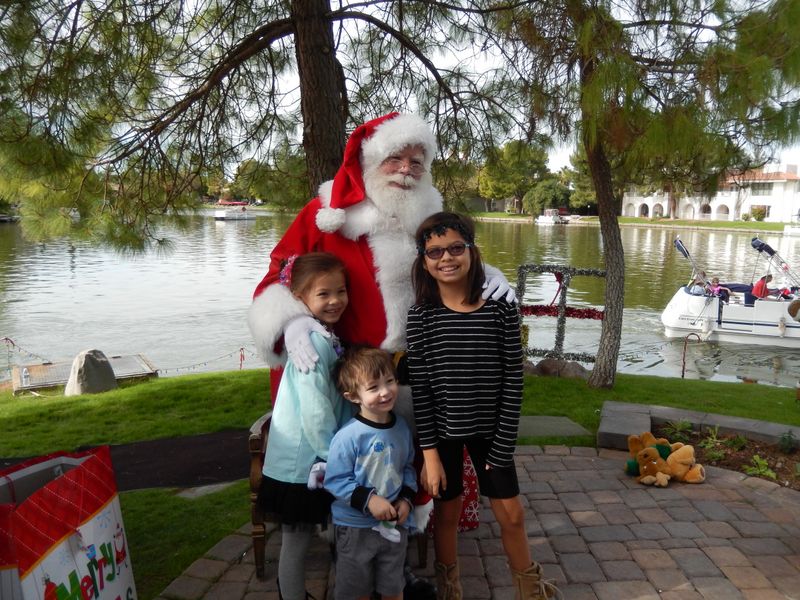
[157,347,261,374]
[520,305,604,320]
[2,337,51,363]
[1,336,262,378]
[516,264,607,364]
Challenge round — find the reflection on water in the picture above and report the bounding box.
[1,215,798,387]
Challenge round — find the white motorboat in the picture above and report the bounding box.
[535,208,568,225]
[214,207,255,220]
[661,237,800,347]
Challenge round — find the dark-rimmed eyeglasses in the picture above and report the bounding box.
[422,242,472,260]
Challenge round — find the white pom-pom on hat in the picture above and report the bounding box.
[316,207,347,233]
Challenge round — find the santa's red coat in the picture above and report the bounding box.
[254,197,389,350]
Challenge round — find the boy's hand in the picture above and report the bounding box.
[394,499,411,525]
[368,495,397,521]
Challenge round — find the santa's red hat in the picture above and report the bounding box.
[316,112,437,233]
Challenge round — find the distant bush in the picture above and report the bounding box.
[751,206,767,221]
[741,213,751,221]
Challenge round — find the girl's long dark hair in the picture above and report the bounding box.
[411,212,485,306]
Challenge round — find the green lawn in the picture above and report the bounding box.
[3,369,797,599]
[120,481,250,600]
[471,211,532,220]
[471,212,788,232]
[0,370,268,456]
[615,216,786,231]
[519,373,798,446]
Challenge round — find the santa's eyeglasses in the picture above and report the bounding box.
[421,242,472,260]
[382,157,425,174]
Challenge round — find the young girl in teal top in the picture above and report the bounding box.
[257,252,353,600]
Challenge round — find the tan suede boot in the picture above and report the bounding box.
[433,561,462,600]
[510,562,561,600]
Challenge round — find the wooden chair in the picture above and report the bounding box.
[248,410,428,579]
[248,411,274,578]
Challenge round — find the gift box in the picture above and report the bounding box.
[0,446,137,600]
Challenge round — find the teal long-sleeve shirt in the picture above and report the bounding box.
[262,332,353,484]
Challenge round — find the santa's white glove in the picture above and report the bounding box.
[482,264,517,304]
[285,316,329,373]
[372,521,402,543]
[307,461,327,490]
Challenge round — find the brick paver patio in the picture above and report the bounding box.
[155,446,800,600]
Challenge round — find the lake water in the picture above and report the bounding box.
[1,212,799,387]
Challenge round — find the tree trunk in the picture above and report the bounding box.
[667,183,678,219]
[584,139,624,388]
[579,47,623,389]
[291,0,347,193]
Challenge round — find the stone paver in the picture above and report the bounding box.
[157,445,800,600]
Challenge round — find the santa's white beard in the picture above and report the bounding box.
[363,169,438,235]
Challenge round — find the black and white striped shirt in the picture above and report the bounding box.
[406,298,523,467]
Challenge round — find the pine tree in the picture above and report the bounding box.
[0,0,536,245]
[492,0,800,387]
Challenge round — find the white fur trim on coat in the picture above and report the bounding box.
[412,498,434,532]
[247,284,309,367]
[319,185,442,242]
[368,231,418,352]
[361,114,437,174]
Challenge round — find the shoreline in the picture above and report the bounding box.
[473,215,780,235]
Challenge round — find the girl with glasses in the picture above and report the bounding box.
[407,212,559,600]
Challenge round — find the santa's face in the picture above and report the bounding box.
[363,144,437,232]
[377,144,426,189]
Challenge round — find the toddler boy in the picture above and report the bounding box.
[324,347,417,600]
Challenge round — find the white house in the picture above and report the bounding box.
[622,164,800,223]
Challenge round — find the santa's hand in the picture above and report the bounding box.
[285,316,329,372]
[482,265,516,304]
[307,461,327,490]
[372,521,402,543]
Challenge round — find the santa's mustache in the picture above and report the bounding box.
[382,173,418,189]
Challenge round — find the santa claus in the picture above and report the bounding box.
[248,112,512,384]
[247,113,513,595]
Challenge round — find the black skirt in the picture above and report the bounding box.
[257,475,334,527]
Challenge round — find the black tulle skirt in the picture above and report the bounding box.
[257,475,334,527]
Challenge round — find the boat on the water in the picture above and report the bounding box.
[661,237,800,347]
[214,207,255,221]
[535,208,568,225]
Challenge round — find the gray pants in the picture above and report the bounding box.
[333,525,408,599]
